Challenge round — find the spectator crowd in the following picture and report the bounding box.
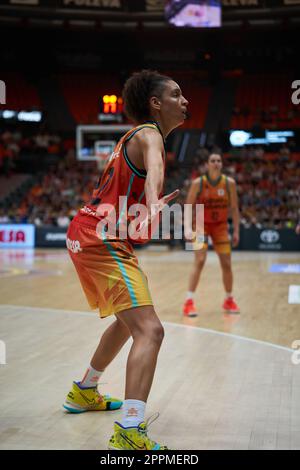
[0,128,299,230]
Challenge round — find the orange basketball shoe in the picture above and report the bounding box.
[182,299,198,317]
[222,296,240,314]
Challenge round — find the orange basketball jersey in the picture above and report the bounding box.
[75,122,165,244]
[197,173,230,223]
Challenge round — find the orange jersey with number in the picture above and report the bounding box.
[74,122,165,244]
[197,174,230,223]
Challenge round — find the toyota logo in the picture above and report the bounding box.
[260,230,280,243]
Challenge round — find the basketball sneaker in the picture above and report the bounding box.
[182,299,198,317]
[222,296,240,314]
[108,415,168,450]
[63,381,123,413]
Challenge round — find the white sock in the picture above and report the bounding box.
[80,365,104,388]
[226,292,233,299]
[186,291,194,301]
[121,399,146,428]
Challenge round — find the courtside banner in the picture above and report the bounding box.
[0,224,35,248]
[240,227,300,251]
[36,227,67,248]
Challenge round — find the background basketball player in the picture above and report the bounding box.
[183,152,240,317]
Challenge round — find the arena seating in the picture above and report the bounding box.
[0,72,41,111]
[231,73,300,129]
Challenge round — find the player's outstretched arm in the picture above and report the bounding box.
[138,128,179,218]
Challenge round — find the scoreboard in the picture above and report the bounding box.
[99,94,123,123]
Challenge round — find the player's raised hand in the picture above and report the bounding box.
[148,189,180,221]
[139,189,180,234]
[159,189,180,206]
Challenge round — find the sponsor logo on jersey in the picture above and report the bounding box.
[66,238,82,253]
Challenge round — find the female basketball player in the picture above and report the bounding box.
[63,70,188,450]
[183,152,240,317]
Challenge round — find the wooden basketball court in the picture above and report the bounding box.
[1,247,300,449]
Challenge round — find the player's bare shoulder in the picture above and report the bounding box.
[191,176,201,187]
[133,127,164,152]
[226,175,237,187]
[126,126,163,170]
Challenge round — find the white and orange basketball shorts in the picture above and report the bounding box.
[67,220,153,318]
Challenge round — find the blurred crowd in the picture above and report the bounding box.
[0,127,67,177]
[232,105,300,128]
[0,148,97,227]
[0,128,299,230]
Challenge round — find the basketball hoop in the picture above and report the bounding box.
[94,140,116,170]
[96,151,110,171]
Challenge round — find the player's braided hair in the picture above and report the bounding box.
[122,69,172,124]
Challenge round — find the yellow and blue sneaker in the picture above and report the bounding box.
[108,415,168,450]
[63,381,123,413]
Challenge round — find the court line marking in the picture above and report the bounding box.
[0,304,295,353]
